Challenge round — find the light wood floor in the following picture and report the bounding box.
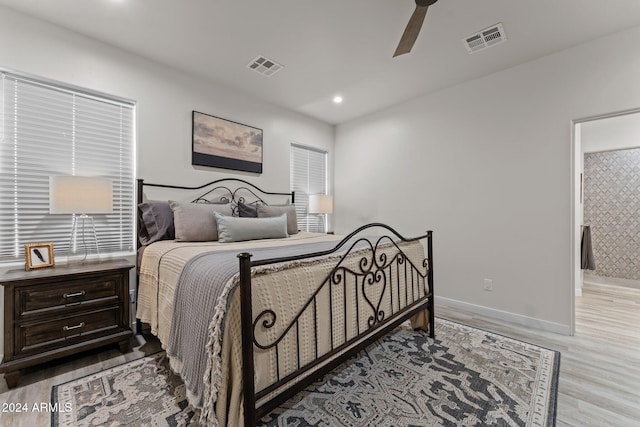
[0,283,638,426]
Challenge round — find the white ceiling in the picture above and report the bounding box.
[2,0,640,124]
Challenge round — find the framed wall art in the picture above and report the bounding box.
[24,242,55,271]
[192,111,263,173]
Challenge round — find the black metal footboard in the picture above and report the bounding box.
[238,223,434,427]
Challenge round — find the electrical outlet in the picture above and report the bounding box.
[129,289,136,303]
[483,279,493,291]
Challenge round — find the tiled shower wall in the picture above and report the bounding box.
[583,148,640,281]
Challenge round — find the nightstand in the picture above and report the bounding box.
[0,259,134,388]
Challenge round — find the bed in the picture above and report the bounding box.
[135,178,434,427]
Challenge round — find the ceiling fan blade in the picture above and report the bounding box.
[393,5,428,57]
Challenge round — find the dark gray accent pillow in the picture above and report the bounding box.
[257,205,298,235]
[169,201,233,242]
[137,201,175,245]
[238,202,258,218]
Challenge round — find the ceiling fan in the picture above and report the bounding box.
[394,0,439,57]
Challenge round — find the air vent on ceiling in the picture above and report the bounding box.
[463,23,507,53]
[246,55,284,77]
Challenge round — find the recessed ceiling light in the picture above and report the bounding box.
[333,95,343,104]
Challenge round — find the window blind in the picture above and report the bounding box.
[0,72,135,262]
[290,144,327,233]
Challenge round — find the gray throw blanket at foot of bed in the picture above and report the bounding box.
[166,241,344,410]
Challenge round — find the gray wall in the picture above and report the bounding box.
[584,148,640,281]
[0,6,334,203]
[335,25,640,333]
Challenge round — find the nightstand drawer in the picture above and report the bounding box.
[17,274,120,317]
[16,306,122,356]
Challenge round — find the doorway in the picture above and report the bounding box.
[572,110,640,333]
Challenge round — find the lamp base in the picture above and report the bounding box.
[65,214,101,264]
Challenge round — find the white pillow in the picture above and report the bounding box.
[214,212,288,243]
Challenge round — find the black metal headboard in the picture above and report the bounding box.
[136,178,295,209]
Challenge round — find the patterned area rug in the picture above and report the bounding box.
[260,319,560,427]
[51,352,197,426]
[51,318,559,427]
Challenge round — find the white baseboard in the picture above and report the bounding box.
[435,296,571,335]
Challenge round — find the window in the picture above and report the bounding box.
[290,144,328,233]
[0,71,135,263]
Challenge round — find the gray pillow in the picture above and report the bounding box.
[169,201,233,241]
[238,202,258,218]
[137,201,175,245]
[214,212,288,243]
[257,204,298,235]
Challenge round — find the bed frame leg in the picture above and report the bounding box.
[239,252,256,427]
[427,231,435,339]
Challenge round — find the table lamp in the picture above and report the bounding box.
[308,194,333,233]
[50,176,113,262]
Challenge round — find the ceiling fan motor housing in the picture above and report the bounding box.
[416,0,438,6]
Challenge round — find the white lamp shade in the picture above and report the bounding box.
[49,176,113,214]
[308,194,333,214]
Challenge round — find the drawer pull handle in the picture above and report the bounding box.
[63,291,86,299]
[63,322,85,331]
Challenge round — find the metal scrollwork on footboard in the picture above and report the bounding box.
[239,223,434,427]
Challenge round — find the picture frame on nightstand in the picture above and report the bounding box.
[24,242,55,271]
